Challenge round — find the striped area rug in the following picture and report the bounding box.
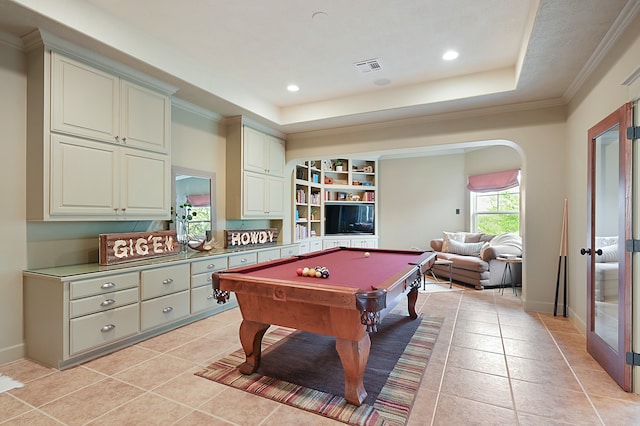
[195,314,443,425]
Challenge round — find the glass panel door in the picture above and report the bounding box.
[586,103,632,391]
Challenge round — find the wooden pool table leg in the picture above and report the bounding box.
[335,333,370,406]
[407,287,419,319]
[238,320,270,374]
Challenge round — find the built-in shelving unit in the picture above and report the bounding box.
[293,158,378,251]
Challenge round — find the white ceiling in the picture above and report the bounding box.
[0,0,637,134]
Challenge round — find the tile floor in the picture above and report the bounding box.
[2,283,640,425]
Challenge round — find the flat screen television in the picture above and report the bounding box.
[325,203,374,235]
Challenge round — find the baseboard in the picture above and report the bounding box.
[522,298,556,314]
[0,342,25,366]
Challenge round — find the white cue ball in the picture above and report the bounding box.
[364,252,370,257]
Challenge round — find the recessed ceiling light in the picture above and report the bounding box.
[442,50,459,61]
[287,84,299,92]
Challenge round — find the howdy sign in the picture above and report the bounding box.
[99,230,179,265]
[224,228,279,249]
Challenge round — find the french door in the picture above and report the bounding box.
[585,102,633,391]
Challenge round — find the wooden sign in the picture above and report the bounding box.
[225,228,278,249]
[99,230,180,265]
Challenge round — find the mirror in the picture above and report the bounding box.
[171,166,217,241]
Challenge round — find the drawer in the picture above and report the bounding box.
[69,272,139,300]
[191,271,213,288]
[258,248,281,263]
[191,256,228,275]
[191,286,236,314]
[141,290,190,330]
[228,252,257,268]
[280,245,299,258]
[69,287,139,318]
[70,303,139,355]
[141,263,190,300]
[310,240,323,252]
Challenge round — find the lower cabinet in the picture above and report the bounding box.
[323,237,378,250]
[23,244,299,369]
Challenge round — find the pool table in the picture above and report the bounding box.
[212,246,436,406]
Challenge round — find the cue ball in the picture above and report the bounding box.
[302,267,309,276]
[364,252,370,257]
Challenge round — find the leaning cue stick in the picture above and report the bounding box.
[554,199,568,316]
[562,200,568,317]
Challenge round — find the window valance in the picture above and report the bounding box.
[467,169,520,193]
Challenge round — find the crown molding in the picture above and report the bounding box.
[0,30,24,50]
[563,0,640,102]
[290,98,566,139]
[171,98,223,122]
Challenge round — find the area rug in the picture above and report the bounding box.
[195,313,443,425]
[0,374,24,393]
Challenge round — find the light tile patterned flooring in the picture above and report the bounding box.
[2,284,640,425]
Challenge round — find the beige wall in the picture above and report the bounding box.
[287,107,567,313]
[171,103,227,241]
[0,41,27,364]
[565,11,640,332]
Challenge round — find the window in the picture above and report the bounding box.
[471,187,520,234]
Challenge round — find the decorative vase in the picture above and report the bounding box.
[176,219,189,252]
[336,165,343,172]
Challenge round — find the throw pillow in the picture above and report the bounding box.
[442,231,466,252]
[595,245,618,263]
[446,239,485,257]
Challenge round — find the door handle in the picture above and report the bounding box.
[580,248,603,255]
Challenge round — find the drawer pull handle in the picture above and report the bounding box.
[241,258,247,263]
[100,299,116,307]
[207,276,212,282]
[163,278,174,285]
[207,264,216,269]
[101,282,116,289]
[162,306,174,313]
[100,324,116,332]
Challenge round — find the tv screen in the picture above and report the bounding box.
[325,204,374,235]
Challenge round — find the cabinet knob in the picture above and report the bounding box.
[162,306,174,313]
[207,294,214,300]
[122,137,127,143]
[100,324,116,332]
[162,278,174,285]
[114,136,119,142]
[100,282,116,289]
[100,299,116,307]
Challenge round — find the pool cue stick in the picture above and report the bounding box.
[562,200,568,317]
[554,199,568,316]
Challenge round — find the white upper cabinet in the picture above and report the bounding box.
[243,126,285,177]
[226,117,286,219]
[50,134,169,219]
[51,52,170,154]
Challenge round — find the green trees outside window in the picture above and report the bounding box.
[473,189,520,235]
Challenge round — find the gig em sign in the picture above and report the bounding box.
[99,230,179,265]
[224,228,279,249]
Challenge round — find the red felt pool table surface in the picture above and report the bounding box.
[239,246,428,291]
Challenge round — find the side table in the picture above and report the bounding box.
[425,259,453,289]
[496,257,522,295]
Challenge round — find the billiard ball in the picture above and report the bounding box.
[308,268,316,277]
[364,252,370,257]
[302,267,309,276]
[315,271,322,278]
[296,268,303,276]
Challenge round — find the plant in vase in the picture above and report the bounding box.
[171,203,197,251]
[334,160,343,172]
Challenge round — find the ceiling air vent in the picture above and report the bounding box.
[354,58,382,73]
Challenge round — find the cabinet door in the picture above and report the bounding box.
[243,171,267,217]
[120,80,170,153]
[243,126,267,174]
[266,135,285,177]
[266,175,284,216]
[120,148,170,218]
[50,134,118,216]
[51,52,119,143]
